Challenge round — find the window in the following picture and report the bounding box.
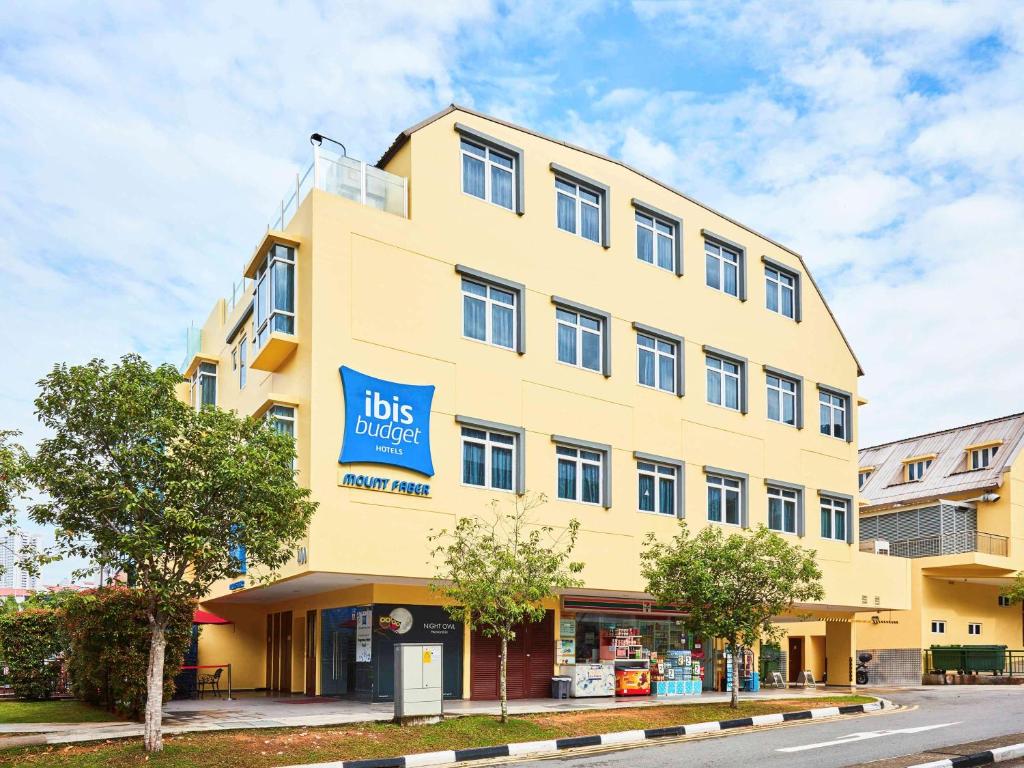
[556,178,601,242]
[706,351,745,412]
[858,469,873,490]
[461,427,515,491]
[999,595,1012,607]
[267,405,295,439]
[931,620,946,634]
[254,244,295,349]
[905,458,932,482]
[708,239,741,296]
[554,298,611,376]
[766,373,799,426]
[819,388,849,440]
[190,362,217,410]
[638,461,677,516]
[765,262,798,319]
[238,336,247,389]
[461,138,515,210]
[968,623,982,636]
[767,486,798,534]
[637,334,676,393]
[970,445,999,470]
[462,278,516,350]
[820,496,848,541]
[556,445,604,505]
[635,211,675,271]
[707,473,743,526]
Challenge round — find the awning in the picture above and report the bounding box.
[193,609,232,625]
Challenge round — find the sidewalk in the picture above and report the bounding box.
[0,687,860,746]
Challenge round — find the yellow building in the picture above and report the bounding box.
[181,105,909,700]
[849,413,1024,684]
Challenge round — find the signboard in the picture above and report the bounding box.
[339,366,435,476]
[356,609,372,662]
[372,604,463,700]
[339,472,431,497]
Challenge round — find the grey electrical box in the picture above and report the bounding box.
[394,642,443,723]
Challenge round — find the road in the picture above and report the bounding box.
[517,687,1024,768]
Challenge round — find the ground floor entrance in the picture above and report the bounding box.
[788,636,804,683]
[470,610,555,700]
[266,610,293,694]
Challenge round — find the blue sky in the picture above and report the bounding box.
[2,1,1024,582]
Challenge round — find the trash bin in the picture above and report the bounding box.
[551,676,571,699]
[964,645,1007,674]
[929,645,966,673]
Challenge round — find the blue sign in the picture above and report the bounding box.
[339,366,435,477]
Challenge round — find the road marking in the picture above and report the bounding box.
[777,722,960,752]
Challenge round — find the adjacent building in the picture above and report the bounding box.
[186,105,910,699]
[0,530,40,591]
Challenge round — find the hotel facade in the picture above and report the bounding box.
[184,105,910,699]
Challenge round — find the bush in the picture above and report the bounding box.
[0,608,67,699]
[63,587,194,720]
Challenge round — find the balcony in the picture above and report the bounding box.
[267,140,407,232]
[861,531,1008,559]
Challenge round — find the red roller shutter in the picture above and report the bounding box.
[470,611,554,700]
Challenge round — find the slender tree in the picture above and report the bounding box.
[429,493,583,723]
[642,523,824,708]
[0,430,36,581]
[29,354,317,752]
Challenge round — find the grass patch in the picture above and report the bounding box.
[0,701,116,725]
[0,696,876,768]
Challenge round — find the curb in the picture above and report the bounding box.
[285,700,895,768]
[908,742,1024,768]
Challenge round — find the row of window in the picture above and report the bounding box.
[459,424,851,541]
[931,620,983,635]
[459,127,802,320]
[857,443,1001,489]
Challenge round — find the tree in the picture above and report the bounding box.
[641,523,824,708]
[29,354,317,752]
[0,430,38,581]
[1002,573,1024,605]
[429,493,583,723]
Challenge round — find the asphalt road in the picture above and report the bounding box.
[517,687,1024,768]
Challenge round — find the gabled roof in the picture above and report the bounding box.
[377,104,864,376]
[859,412,1024,511]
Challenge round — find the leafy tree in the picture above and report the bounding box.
[641,523,824,708]
[429,493,583,723]
[29,354,317,752]
[1002,574,1024,605]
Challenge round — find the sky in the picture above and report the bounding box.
[2,1,1023,582]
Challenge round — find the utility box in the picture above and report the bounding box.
[394,643,443,724]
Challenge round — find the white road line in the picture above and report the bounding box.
[777,722,960,753]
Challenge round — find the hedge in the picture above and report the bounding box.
[63,587,194,720]
[0,607,67,699]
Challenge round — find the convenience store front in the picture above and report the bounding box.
[558,596,716,697]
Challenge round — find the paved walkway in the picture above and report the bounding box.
[0,687,858,747]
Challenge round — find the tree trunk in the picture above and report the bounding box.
[499,636,508,723]
[143,618,168,752]
[730,647,740,709]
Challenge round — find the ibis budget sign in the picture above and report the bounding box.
[338,366,435,477]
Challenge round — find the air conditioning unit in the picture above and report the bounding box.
[873,539,890,556]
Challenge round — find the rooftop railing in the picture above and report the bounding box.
[268,143,407,231]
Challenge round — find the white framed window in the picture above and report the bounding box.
[905,458,932,482]
[767,486,798,534]
[820,496,848,541]
[819,389,849,440]
[190,362,217,410]
[705,240,741,297]
[462,278,516,350]
[557,307,604,372]
[858,469,872,490]
[636,211,675,271]
[706,354,742,411]
[931,620,946,634]
[638,461,676,516]
[968,622,982,636]
[238,336,247,389]
[461,427,515,492]
[970,446,999,470]
[555,177,602,243]
[999,595,1012,607]
[255,243,295,350]
[765,264,797,319]
[461,138,515,210]
[766,373,798,426]
[637,333,676,393]
[707,474,742,526]
[556,445,604,505]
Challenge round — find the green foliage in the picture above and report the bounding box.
[0,607,67,699]
[1001,573,1024,605]
[642,523,824,707]
[62,587,194,720]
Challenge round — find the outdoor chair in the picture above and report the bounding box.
[197,667,223,699]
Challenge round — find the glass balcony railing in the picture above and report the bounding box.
[180,323,202,373]
[268,144,407,231]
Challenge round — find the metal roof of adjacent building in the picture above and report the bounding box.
[859,412,1024,511]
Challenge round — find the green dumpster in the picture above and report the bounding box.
[964,645,1007,674]
[929,645,966,672]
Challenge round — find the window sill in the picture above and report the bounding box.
[250,332,298,372]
